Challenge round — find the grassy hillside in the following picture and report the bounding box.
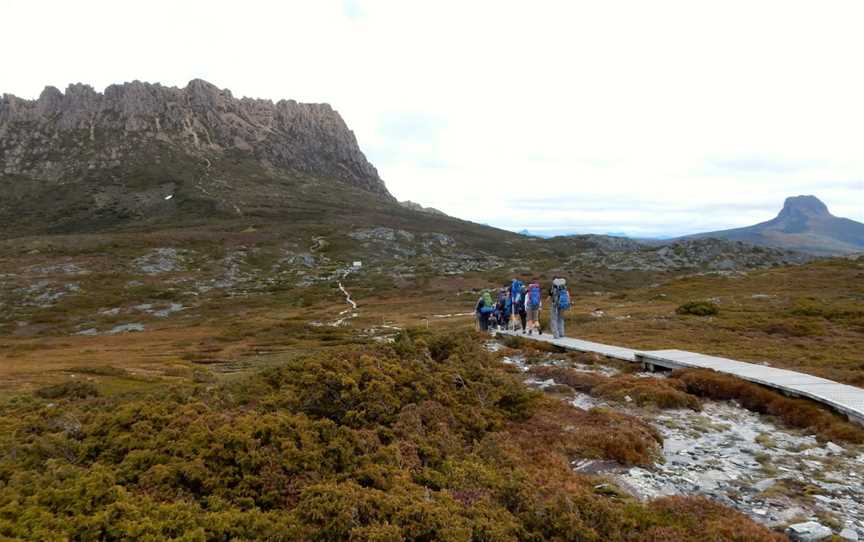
[563,258,864,385]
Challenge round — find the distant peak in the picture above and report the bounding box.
[779,195,831,218]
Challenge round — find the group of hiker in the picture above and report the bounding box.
[475,277,570,339]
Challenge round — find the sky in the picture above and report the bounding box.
[2,0,863,237]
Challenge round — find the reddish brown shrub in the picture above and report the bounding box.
[505,398,662,467]
[640,496,787,542]
[528,366,702,411]
[674,369,864,443]
[528,365,604,392]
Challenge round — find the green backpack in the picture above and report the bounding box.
[480,291,494,314]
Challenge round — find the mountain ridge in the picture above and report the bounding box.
[0,79,395,236]
[681,195,864,255]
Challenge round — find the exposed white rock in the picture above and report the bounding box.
[786,521,833,541]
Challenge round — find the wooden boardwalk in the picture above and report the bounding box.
[495,330,864,425]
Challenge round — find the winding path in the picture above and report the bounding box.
[329,281,359,327]
[496,330,864,426]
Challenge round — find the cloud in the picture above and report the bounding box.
[2,0,863,236]
[709,158,820,175]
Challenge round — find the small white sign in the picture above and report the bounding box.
[352,261,362,268]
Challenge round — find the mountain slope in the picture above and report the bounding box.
[683,195,864,255]
[0,79,391,236]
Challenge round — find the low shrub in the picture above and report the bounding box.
[593,377,702,411]
[676,301,720,316]
[0,333,782,540]
[762,319,826,337]
[643,496,787,541]
[528,366,702,411]
[673,369,864,443]
[528,365,603,393]
[501,335,524,349]
[789,297,864,322]
[504,398,662,467]
[34,381,99,400]
[67,365,131,377]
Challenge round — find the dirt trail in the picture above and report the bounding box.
[330,281,359,326]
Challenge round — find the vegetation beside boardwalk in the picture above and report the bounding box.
[0,331,784,541]
[565,258,864,387]
[526,360,864,444]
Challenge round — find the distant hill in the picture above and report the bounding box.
[681,196,864,256]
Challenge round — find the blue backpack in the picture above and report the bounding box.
[510,279,524,304]
[527,283,541,308]
[556,286,571,310]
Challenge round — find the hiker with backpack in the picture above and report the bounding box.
[509,279,526,331]
[494,288,511,331]
[476,290,495,332]
[548,277,571,339]
[525,279,542,335]
[511,281,528,332]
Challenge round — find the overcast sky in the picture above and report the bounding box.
[3,0,863,236]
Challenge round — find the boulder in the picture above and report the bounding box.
[786,521,833,541]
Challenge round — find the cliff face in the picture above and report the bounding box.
[0,79,391,198]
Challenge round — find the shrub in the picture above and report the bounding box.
[0,333,781,540]
[67,365,130,377]
[529,366,702,411]
[762,319,826,337]
[676,301,719,316]
[35,381,99,399]
[673,369,864,443]
[502,335,523,349]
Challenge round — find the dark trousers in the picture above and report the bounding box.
[478,312,491,331]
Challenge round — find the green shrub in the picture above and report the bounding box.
[0,333,782,541]
[676,301,720,316]
[35,381,99,399]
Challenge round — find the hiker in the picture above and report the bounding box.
[495,288,511,331]
[475,290,495,331]
[548,277,571,339]
[525,279,542,335]
[510,279,527,332]
[507,279,525,331]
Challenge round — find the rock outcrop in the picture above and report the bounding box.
[399,200,447,216]
[0,79,391,198]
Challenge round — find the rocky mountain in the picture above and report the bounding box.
[0,79,392,236]
[682,196,864,256]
